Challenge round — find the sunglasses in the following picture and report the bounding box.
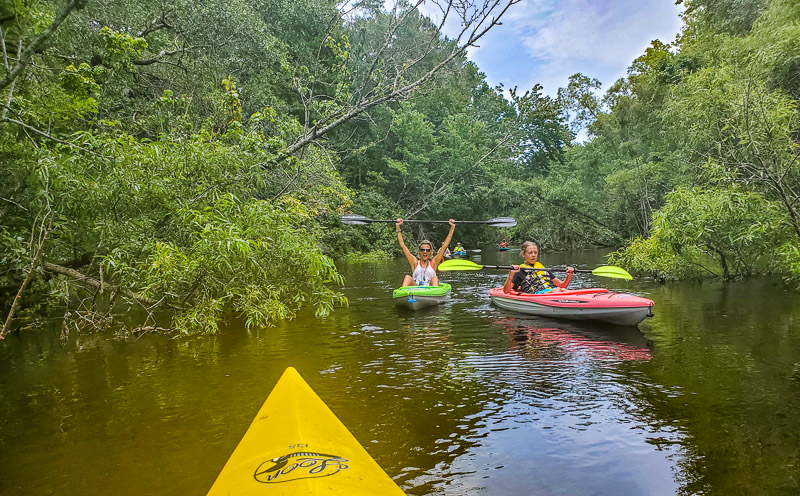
[419,248,431,252]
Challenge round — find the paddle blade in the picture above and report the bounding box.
[438,259,483,271]
[340,214,370,225]
[487,217,517,227]
[591,265,633,280]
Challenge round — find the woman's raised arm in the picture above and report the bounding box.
[396,218,417,268]
[433,219,455,267]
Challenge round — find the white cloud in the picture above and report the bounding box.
[466,0,684,95]
[521,0,681,65]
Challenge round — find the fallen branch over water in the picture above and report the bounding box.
[41,262,160,307]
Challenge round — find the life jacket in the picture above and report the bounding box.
[516,262,554,293]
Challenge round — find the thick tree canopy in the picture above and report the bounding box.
[3,0,800,337]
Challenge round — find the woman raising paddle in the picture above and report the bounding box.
[396,218,455,287]
[503,241,574,294]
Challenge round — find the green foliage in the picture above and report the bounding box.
[98,26,147,69]
[8,0,800,338]
[111,194,346,334]
[339,250,391,262]
[611,187,789,279]
[58,63,100,116]
[680,0,766,36]
[221,77,243,124]
[545,1,800,285]
[557,73,602,134]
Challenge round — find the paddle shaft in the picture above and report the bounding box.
[363,219,505,225]
[477,264,589,273]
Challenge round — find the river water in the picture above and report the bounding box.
[1,249,799,495]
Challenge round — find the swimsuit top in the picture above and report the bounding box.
[412,261,436,285]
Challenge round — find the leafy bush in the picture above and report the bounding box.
[611,186,790,279]
[110,194,347,334]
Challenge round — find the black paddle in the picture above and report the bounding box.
[438,259,633,280]
[340,214,517,228]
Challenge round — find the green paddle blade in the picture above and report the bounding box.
[591,265,633,280]
[438,259,483,271]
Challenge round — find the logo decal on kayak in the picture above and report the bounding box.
[254,451,349,483]
[553,299,585,303]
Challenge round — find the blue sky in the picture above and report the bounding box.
[461,0,685,96]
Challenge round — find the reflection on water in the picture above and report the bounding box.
[498,317,652,362]
[1,249,800,494]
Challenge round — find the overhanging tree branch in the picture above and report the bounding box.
[0,0,87,91]
[262,0,520,168]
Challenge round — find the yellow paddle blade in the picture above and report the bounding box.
[438,259,483,271]
[591,265,633,280]
[207,367,405,495]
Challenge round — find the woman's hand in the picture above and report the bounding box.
[395,218,403,232]
[565,266,574,276]
[449,218,455,227]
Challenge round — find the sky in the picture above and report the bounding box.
[457,0,686,96]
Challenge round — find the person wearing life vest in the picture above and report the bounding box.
[503,241,574,294]
[453,243,467,256]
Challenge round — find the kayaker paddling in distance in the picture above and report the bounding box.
[396,218,455,287]
[503,241,575,294]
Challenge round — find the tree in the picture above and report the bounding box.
[610,186,789,280]
[270,0,521,165]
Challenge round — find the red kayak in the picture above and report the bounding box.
[489,287,654,326]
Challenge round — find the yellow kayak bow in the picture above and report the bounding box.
[207,367,406,495]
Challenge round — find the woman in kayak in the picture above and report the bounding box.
[396,218,455,287]
[503,241,574,294]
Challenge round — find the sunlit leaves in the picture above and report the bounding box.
[113,194,347,334]
[611,186,788,279]
[98,26,147,70]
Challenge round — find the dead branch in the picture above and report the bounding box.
[263,0,519,168]
[1,213,54,339]
[0,112,98,155]
[138,9,176,38]
[42,261,160,307]
[134,45,200,66]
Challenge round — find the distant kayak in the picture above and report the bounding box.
[207,367,405,495]
[393,283,451,310]
[498,247,510,251]
[489,287,654,326]
[452,251,468,258]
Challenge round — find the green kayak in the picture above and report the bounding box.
[392,283,451,311]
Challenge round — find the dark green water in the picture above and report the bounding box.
[1,249,799,495]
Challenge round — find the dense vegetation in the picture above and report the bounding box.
[2,0,799,336]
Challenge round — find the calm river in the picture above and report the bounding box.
[1,249,799,495]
